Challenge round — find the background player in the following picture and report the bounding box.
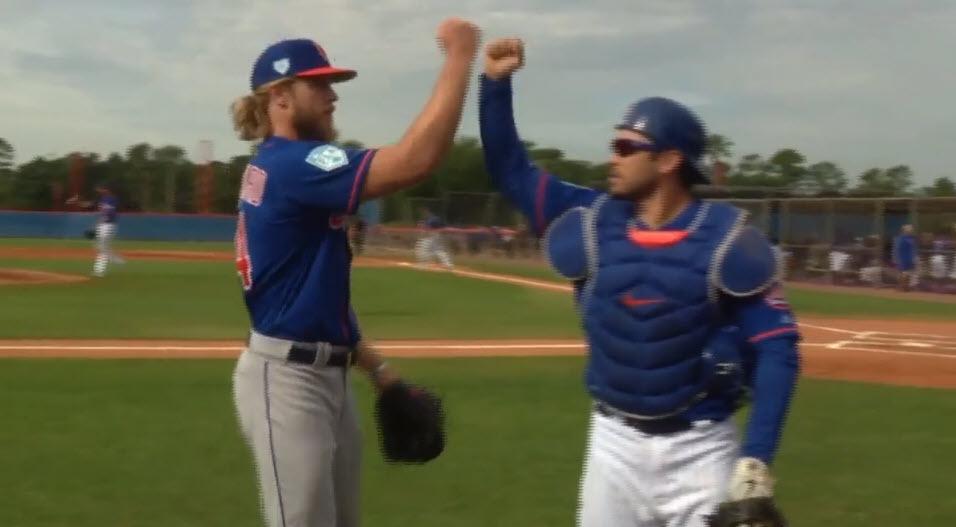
[414,206,454,269]
[67,184,125,277]
[893,224,918,291]
[480,38,799,527]
[229,19,479,527]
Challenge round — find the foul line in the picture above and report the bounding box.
[794,323,866,337]
[394,262,573,293]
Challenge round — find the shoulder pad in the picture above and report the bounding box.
[543,207,591,281]
[713,224,779,297]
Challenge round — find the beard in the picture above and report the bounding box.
[609,176,660,201]
[292,109,338,142]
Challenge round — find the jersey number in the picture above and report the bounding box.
[235,212,253,290]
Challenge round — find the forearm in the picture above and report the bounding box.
[401,57,472,168]
[478,74,544,226]
[362,57,473,198]
[742,336,801,464]
[355,340,400,391]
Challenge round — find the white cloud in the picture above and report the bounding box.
[0,0,954,184]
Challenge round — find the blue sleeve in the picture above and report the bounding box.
[725,285,801,465]
[283,144,377,214]
[479,75,599,235]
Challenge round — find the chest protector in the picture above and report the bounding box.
[544,196,778,418]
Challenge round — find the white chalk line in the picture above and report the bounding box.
[400,266,954,342]
[394,264,956,354]
[394,261,573,293]
[796,323,866,336]
[3,262,952,360]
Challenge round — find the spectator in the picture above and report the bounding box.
[859,235,884,286]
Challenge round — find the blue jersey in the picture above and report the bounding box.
[98,195,118,223]
[234,136,377,343]
[893,234,917,270]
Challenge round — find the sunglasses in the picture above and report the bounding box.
[610,138,658,157]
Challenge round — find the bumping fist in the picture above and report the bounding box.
[484,38,524,80]
[436,17,480,59]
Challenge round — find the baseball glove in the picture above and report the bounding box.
[83,228,96,240]
[374,381,446,463]
[706,497,787,527]
[707,457,787,527]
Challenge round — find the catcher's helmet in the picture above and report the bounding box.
[615,97,708,185]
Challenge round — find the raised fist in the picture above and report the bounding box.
[484,38,524,80]
[436,17,480,60]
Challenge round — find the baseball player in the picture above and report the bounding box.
[67,184,125,277]
[229,19,479,527]
[414,206,454,269]
[479,38,800,527]
[892,224,918,291]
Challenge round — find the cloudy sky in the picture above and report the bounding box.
[2,0,954,185]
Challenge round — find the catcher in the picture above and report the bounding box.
[479,37,798,527]
[229,18,478,527]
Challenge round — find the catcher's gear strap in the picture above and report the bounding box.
[712,223,780,298]
[543,206,592,281]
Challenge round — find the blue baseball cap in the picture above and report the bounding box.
[615,97,709,184]
[250,38,356,92]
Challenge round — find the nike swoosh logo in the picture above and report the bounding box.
[620,294,664,308]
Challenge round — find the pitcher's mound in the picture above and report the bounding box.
[0,268,89,286]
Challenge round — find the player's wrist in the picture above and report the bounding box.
[368,361,400,390]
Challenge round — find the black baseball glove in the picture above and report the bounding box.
[374,381,446,463]
[83,228,96,240]
[706,497,788,527]
[707,457,787,527]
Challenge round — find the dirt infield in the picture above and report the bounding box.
[0,319,954,389]
[2,246,954,389]
[0,247,401,268]
[0,268,88,285]
[789,281,956,304]
[0,247,232,261]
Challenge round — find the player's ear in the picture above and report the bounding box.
[268,80,294,110]
[657,149,684,175]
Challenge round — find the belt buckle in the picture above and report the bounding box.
[287,343,320,365]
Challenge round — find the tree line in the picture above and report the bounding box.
[0,134,953,215]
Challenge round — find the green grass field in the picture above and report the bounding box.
[2,359,955,527]
[2,239,956,526]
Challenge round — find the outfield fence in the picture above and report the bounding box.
[3,195,955,294]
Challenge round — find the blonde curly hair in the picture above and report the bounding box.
[229,79,290,141]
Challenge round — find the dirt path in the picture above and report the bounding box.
[788,281,956,303]
[2,247,954,389]
[0,268,89,285]
[1,320,955,389]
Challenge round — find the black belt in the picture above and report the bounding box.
[595,402,693,435]
[287,343,356,368]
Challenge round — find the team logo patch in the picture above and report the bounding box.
[305,145,349,171]
[273,58,290,75]
[239,165,267,206]
[765,284,790,310]
[329,214,346,229]
[633,117,648,131]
